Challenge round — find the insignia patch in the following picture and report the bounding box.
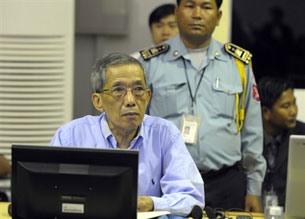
[253,84,260,102]
[224,43,252,64]
[252,76,260,102]
[140,44,169,60]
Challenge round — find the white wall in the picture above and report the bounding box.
[0,0,74,159]
[95,0,176,57]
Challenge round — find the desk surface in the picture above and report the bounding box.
[0,202,10,219]
[0,202,265,219]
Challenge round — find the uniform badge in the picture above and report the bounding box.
[253,84,260,102]
[140,44,169,60]
[224,43,252,64]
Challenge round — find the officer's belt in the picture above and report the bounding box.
[199,161,242,179]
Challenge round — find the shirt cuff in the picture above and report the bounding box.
[247,179,262,196]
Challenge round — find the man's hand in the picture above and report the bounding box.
[245,194,262,212]
[138,196,154,212]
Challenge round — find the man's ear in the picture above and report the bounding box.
[146,88,152,104]
[216,10,222,26]
[174,5,179,21]
[91,93,104,112]
[262,106,271,121]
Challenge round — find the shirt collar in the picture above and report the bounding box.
[164,34,188,62]
[101,113,113,139]
[100,113,144,148]
[207,38,227,62]
[264,131,282,146]
[164,36,227,63]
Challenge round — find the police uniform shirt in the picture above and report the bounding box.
[138,34,266,196]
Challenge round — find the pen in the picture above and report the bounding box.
[216,77,220,88]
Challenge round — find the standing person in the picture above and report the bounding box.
[258,76,305,208]
[131,4,179,59]
[0,155,10,176]
[149,4,179,45]
[50,53,204,218]
[138,0,266,212]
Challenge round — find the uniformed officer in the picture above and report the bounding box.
[138,0,266,212]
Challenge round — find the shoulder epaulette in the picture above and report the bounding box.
[140,44,169,60]
[224,43,252,64]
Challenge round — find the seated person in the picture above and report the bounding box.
[0,155,10,201]
[0,155,10,176]
[258,76,305,207]
[50,53,204,218]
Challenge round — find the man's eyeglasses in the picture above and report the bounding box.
[102,86,148,98]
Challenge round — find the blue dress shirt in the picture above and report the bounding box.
[50,113,205,215]
[139,35,266,196]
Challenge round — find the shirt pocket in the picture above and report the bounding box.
[150,82,189,118]
[211,80,243,118]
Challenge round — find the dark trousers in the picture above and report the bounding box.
[201,162,246,210]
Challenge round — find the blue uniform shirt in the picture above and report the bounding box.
[50,113,205,215]
[139,35,266,196]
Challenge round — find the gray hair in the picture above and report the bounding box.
[91,53,147,93]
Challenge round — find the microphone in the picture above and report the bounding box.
[205,206,225,219]
[205,206,217,219]
[188,205,203,219]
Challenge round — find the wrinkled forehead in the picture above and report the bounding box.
[105,64,146,86]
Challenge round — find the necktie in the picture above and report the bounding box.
[267,140,278,169]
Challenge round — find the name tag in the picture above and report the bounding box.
[181,114,201,145]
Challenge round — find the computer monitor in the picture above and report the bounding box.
[285,135,305,219]
[11,145,138,219]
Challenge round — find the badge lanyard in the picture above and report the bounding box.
[181,58,205,144]
[182,58,206,114]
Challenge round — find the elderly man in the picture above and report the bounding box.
[50,53,204,218]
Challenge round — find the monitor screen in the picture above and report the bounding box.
[285,135,305,219]
[11,145,138,219]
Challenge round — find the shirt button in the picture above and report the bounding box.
[197,94,202,98]
[200,136,204,141]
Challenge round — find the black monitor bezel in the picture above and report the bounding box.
[11,144,139,219]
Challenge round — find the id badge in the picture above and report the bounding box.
[181,114,201,145]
